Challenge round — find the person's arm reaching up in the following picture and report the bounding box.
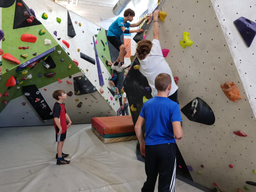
[130,14,152,27]
[135,116,145,156]
[153,10,160,40]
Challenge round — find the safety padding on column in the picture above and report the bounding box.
[13,0,41,29]
[73,75,97,95]
[22,84,53,121]
[181,97,215,125]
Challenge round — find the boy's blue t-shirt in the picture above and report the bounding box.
[140,97,182,146]
[107,17,130,38]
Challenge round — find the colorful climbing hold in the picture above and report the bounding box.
[213,182,218,187]
[67,91,73,97]
[44,72,56,78]
[143,96,149,103]
[45,39,51,45]
[0,30,4,41]
[20,54,28,58]
[77,102,83,108]
[233,131,247,137]
[66,80,72,84]
[77,48,80,52]
[244,186,250,190]
[158,11,167,22]
[245,181,256,186]
[2,100,7,105]
[198,171,201,174]
[60,58,64,62]
[56,17,62,24]
[39,29,46,35]
[221,82,242,102]
[130,104,137,112]
[73,59,79,66]
[134,65,140,70]
[229,164,234,168]
[110,97,113,101]
[57,78,62,83]
[42,12,48,20]
[17,2,23,6]
[3,91,9,97]
[79,23,81,27]
[100,88,104,94]
[162,49,169,58]
[6,76,16,87]
[33,52,37,56]
[2,53,20,64]
[180,32,193,49]
[24,11,29,17]
[200,164,204,168]
[68,64,72,69]
[21,34,37,43]
[0,49,4,55]
[187,166,193,171]
[174,77,179,84]
[19,46,29,50]
[54,31,57,36]
[62,40,70,48]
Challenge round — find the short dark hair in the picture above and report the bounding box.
[136,40,152,60]
[52,90,65,100]
[124,8,135,17]
[155,73,172,91]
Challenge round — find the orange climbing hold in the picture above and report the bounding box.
[221,82,242,102]
[62,40,70,48]
[2,53,20,64]
[21,34,37,43]
[6,76,16,87]
[17,2,23,6]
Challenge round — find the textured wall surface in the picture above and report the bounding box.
[144,0,256,191]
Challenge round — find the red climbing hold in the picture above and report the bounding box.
[66,80,72,84]
[178,165,182,169]
[200,164,204,168]
[162,49,170,58]
[229,164,234,168]
[3,91,9,97]
[233,131,247,137]
[17,2,23,6]
[213,182,218,186]
[73,59,79,66]
[2,100,7,105]
[174,77,179,84]
[0,93,2,98]
[44,72,56,78]
[21,77,26,81]
[6,76,16,87]
[44,88,47,91]
[57,78,63,83]
[22,102,26,106]
[21,34,37,43]
[62,40,70,48]
[26,18,33,23]
[2,53,20,64]
[35,98,40,102]
[19,46,29,50]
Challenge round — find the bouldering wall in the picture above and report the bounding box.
[125,0,256,191]
[0,0,119,127]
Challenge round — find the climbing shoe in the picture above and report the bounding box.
[56,157,70,165]
[55,152,70,159]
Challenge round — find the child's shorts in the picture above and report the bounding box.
[107,36,122,51]
[56,131,67,142]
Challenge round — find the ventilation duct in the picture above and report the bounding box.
[112,0,131,16]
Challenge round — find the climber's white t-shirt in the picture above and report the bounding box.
[139,39,178,97]
[122,92,128,104]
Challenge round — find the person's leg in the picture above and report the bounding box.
[158,143,176,192]
[168,90,179,104]
[141,145,158,192]
[117,44,127,63]
[124,103,129,115]
[57,141,63,158]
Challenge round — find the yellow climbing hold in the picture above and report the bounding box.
[79,23,82,27]
[19,81,24,85]
[68,64,72,69]
[130,104,137,112]
[39,29,46,35]
[143,96,149,104]
[86,69,88,72]
[20,54,28,58]
[22,70,28,75]
[134,65,140,70]
[253,170,256,174]
[159,11,167,22]
[179,32,193,49]
[77,48,80,52]
[197,171,201,174]
[130,55,135,63]
[75,99,79,102]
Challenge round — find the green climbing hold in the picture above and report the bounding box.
[56,17,62,24]
[143,96,149,103]
[94,34,98,37]
[42,12,48,20]
[39,29,46,35]
[0,61,2,66]
[103,48,106,51]
[244,186,250,190]
[106,99,108,102]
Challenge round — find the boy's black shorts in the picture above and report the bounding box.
[56,131,67,142]
[107,36,123,51]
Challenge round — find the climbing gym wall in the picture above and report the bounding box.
[125,0,256,191]
[0,0,120,127]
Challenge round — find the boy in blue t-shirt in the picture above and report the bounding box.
[107,8,151,72]
[135,73,183,192]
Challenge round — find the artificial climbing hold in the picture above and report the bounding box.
[187,166,193,171]
[174,77,179,84]
[54,31,57,36]
[79,23,81,27]
[57,78,63,83]
[39,29,46,35]
[200,164,204,168]
[134,65,140,70]
[62,40,70,48]
[221,82,242,102]
[145,86,151,92]
[244,186,250,190]
[0,48,4,55]
[33,52,37,56]
[77,102,83,108]
[22,102,26,106]
[229,164,234,168]
[143,96,149,103]
[73,59,79,66]
[67,91,73,97]
[27,74,32,79]
[66,80,72,84]
[180,32,193,49]
[68,64,72,69]
[44,72,56,78]
[162,49,169,58]
[19,46,29,50]
[213,183,218,187]
[246,181,256,186]
[21,34,37,43]
[42,12,48,20]
[17,2,23,6]
[237,188,244,192]
[45,39,51,45]
[158,11,167,22]
[6,76,16,87]
[2,53,20,64]
[60,58,64,62]
[233,131,247,137]
[2,100,7,105]
[57,50,61,54]
[130,104,137,112]
[3,91,9,97]
[0,30,4,41]
[77,48,80,52]
[24,11,29,17]
[56,17,61,24]
[100,88,104,94]
[20,54,28,58]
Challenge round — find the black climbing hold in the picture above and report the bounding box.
[80,52,95,65]
[67,11,76,38]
